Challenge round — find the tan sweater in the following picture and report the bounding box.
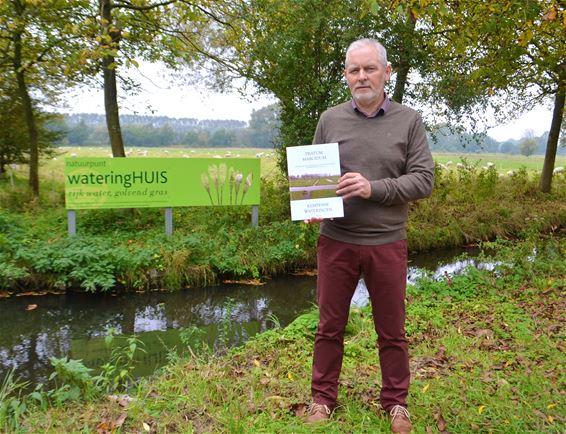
[313,99,434,245]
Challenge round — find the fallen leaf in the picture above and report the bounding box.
[287,372,294,380]
[437,413,447,431]
[222,279,265,286]
[253,359,261,368]
[25,304,38,311]
[96,421,111,434]
[291,403,308,417]
[143,421,151,432]
[542,6,557,21]
[422,383,430,393]
[474,329,493,339]
[478,405,486,414]
[547,403,557,409]
[291,269,317,276]
[260,377,270,385]
[114,412,127,428]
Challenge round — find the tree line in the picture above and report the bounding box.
[1,0,564,196]
[58,104,280,148]
[49,112,561,158]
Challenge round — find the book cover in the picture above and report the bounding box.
[286,142,344,221]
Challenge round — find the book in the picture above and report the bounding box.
[286,142,344,221]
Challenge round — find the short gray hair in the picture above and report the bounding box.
[345,39,388,68]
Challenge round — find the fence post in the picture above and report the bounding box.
[251,205,259,227]
[165,208,173,236]
[68,210,76,237]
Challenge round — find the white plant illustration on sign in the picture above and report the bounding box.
[201,164,253,205]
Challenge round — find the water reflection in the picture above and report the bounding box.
[0,275,318,388]
[0,246,487,389]
[351,246,493,307]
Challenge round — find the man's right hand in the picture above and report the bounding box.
[303,217,325,224]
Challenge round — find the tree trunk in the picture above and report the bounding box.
[391,12,416,104]
[392,59,410,104]
[13,1,39,196]
[100,0,126,158]
[539,67,565,193]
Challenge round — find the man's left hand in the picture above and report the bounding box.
[336,172,371,200]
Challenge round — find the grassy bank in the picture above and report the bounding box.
[5,236,564,433]
[0,149,565,293]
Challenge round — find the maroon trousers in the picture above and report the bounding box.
[311,235,410,411]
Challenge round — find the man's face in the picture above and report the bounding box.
[344,45,391,109]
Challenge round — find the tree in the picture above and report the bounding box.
[67,120,91,146]
[209,128,237,147]
[399,0,565,191]
[0,78,27,173]
[519,131,538,157]
[248,103,280,148]
[0,76,62,174]
[182,0,383,170]
[0,0,85,195]
[68,1,217,157]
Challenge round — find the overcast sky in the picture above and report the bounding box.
[60,62,553,143]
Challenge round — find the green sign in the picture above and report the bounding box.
[65,157,260,209]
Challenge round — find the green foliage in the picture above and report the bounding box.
[47,357,95,405]
[407,160,566,251]
[94,331,146,393]
[0,328,153,431]
[0,369,28,433]
[217,298,237,351]
[0,154,565,293]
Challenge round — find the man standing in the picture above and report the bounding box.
[304,38,434,434]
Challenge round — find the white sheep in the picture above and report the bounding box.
[553,166,564,174]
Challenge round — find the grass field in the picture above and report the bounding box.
[434,152,566,173]
[5,148,563,190]
[32,147,280,183]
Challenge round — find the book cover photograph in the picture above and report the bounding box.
[286,142,344,221]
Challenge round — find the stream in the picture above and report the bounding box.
[0,246,488,389]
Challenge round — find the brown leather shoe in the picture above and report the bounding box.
[389,405,412,433]
[305,402,331,423]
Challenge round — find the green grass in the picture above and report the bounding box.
[11,236,565,433]
[433,152,566,173]
[36,147,279,182]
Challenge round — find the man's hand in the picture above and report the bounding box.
[336,172,371,200]
[303,217,325,224]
